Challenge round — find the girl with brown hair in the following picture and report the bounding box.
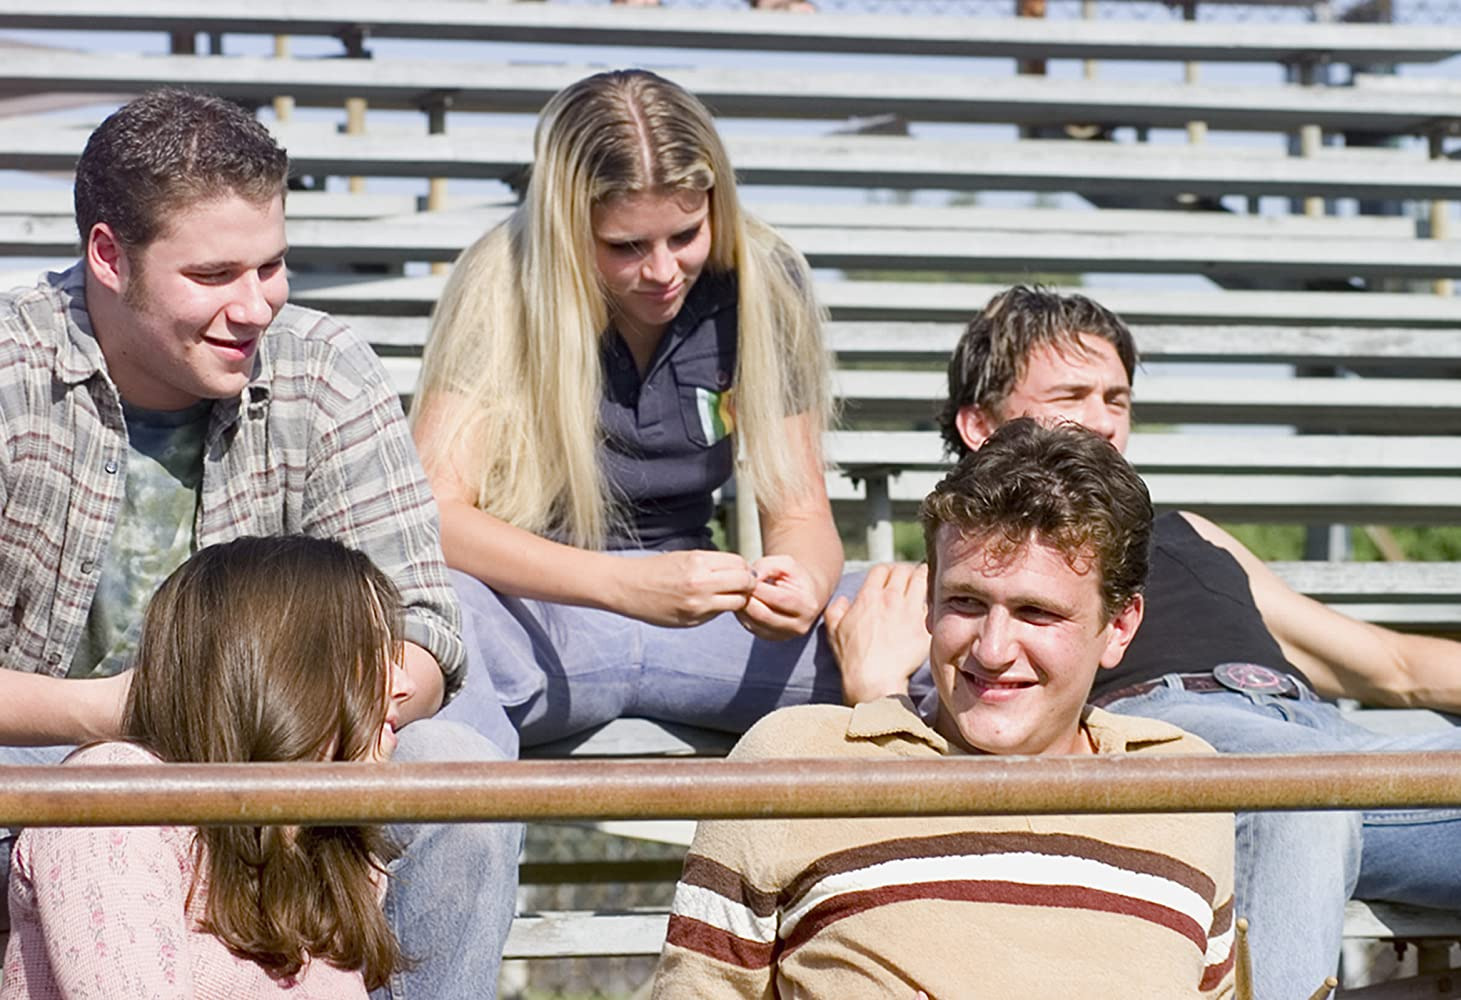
[1,536,411,999]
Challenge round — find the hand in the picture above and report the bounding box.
[394,641,444,727]
[824,562,930,705]
[735,554,826,641]
[626,550,758,628]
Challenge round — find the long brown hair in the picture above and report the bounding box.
[124,535,402,988]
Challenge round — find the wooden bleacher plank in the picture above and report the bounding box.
[8,124,1461,203]
[7,214,1458,280]
[815,281,1461,327]
[1345,901,1461,941]
[828,470,1461,525]
[525,718,736,759]
[276,272,1461,328]
[372,350,1461,433]
[4,51,1461,133]
[832,369,1461,433]
[503,910,669,961]
[6,0,1460,66]
[1,195,1421,241]
[829,432,1461,476]
[160,315,1457,369]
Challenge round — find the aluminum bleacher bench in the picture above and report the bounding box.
[4,51,1461,135]
[6,0,1461,67]
[8,123,1461,204]
[31,215,1461,283]
[7,211,1461,282]
[259,271,1461,328]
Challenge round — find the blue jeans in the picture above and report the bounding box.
[1103,677,1461,1000]
[442,563,861,749]
[0,729,518,1000]
[376,719,520,1000]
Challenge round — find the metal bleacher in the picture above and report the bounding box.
[2,0,1461,993]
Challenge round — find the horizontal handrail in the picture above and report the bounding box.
[6,752,1461,827]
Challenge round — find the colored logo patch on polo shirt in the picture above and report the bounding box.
[696,387,736,445]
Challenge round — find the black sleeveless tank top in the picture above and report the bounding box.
[1088,512,1310,701]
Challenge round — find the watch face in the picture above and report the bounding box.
[1213,661,1288,694]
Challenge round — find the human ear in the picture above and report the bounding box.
[86,223,128,294]
[1097,594,1145,671]
[954,404,1000,452]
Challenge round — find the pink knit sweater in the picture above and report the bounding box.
[1,742,372,999]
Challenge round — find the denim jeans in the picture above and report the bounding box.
[442,562,862,749]
[0,729,518,1000]
[376,718,520,1000]
[1103,676,1461,1000]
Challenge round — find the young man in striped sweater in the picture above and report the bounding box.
[652,419,1235,999]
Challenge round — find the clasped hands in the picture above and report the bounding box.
[629,550,824,641]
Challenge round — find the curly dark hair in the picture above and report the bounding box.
[920,419,1151,620]
[75,88,287,249]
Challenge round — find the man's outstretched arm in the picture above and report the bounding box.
[1182,512,1461,711]
[0,670,130,746]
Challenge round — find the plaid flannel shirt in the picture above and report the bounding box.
[0,264,464,694]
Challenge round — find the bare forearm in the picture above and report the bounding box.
[1291,621,1461,711]
[760,505,843,609]
[0,671,129,746]
[438,498,631,610]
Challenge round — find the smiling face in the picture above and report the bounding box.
[591,188,712,345]
[959,336,1133,454]
[926,525,1143,757]
[91,191,289,411]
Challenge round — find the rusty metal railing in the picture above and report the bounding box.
[6,751,1461,827]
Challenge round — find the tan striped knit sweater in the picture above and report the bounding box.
[653,697,1235,1000]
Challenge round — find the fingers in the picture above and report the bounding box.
[736,579,821,639]
[677,551,758,597]
[735,598,805,641]
[824,594,850,634]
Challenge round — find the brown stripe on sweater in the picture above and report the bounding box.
[782,880,1209,957]
[680,853,779,917]
[665,914,778,971]
[783,830,1215,912]
[1209,896,1234,936]
[1201,950,1236,991]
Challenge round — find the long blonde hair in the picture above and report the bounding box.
[413,69,830,549]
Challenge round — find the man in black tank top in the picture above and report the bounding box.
[830,286,1461,1000]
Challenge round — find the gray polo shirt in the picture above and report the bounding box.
[600,271,738,551]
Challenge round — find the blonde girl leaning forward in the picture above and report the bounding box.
[2,537,413,999]
[414,69,861,753]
